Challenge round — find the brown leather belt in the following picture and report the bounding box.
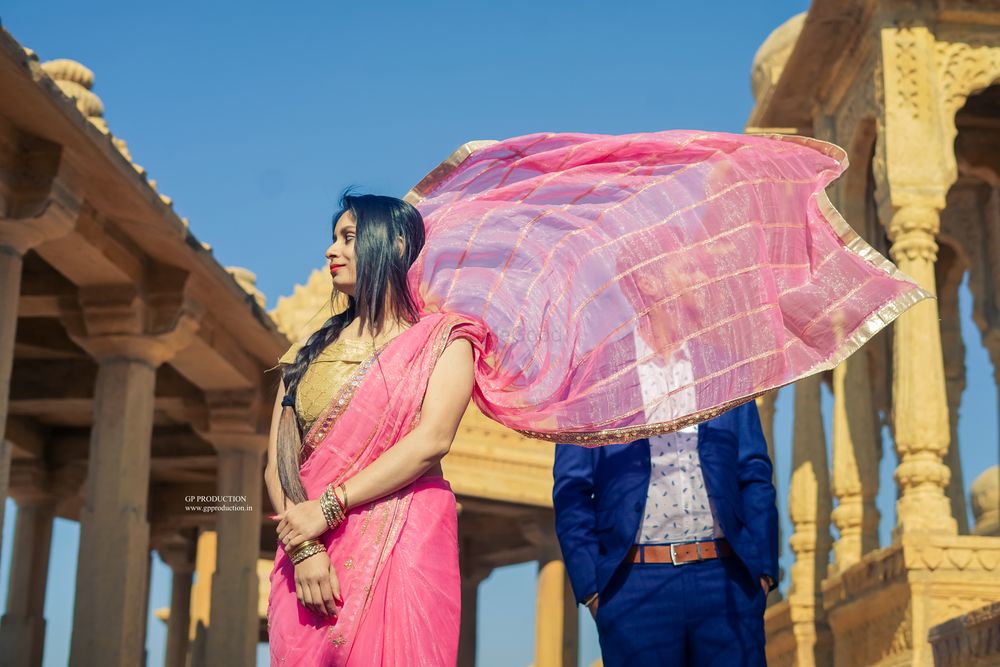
[628,538,735,566]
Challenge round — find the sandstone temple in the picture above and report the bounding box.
[1,1,999,666]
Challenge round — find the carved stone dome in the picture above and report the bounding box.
[751,12,807,102]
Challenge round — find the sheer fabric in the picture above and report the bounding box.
[406,131,927,444]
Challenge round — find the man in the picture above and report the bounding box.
[552,331,779,666]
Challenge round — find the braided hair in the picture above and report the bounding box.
[276,192,425,504]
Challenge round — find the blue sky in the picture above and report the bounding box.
[1,1,997,666]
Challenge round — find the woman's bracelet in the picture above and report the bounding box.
[288,538,324,564]
[320,483,346,530]
[335,482,349,512]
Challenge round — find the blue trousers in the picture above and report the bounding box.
[594,555,767,666]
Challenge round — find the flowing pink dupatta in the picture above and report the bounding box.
[407,131,929,444]
[268,130,927,664]
[267,312,487,666]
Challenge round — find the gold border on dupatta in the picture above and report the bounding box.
[403,140,499,205]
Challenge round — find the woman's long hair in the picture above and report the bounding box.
[276,193,425,505]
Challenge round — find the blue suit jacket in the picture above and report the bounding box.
[552,401,779,604]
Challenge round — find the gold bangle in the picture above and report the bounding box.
[287,538,321,558]
[319,485,338,529]
[291,542,324,564]
[320,484,345,530]
[338,482,349,512]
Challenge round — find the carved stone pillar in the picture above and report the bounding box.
[820,18,1000,667]
[68,347,159,667]
[787,374,832,666]
[0,464,57,667]
[883,204,956,537]
[873,17,956,539]
[534,550,578,667]
[937,251,969,534]
[65,295,198,667]
[202,393,266,667]
[525,517,578,667]
[188,528,216,658]
[830,349,881,572]
[458,562,491,667]
[156,530,197,667]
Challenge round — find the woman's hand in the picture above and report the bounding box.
[294,550,341,617]
[276,500,328,551]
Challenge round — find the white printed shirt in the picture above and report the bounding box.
[633,333,723,544]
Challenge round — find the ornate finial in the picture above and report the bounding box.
[227,267,267,309]
[40,59,108,132]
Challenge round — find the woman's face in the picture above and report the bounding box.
[325,211,357,296]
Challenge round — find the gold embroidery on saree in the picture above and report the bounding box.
[326,627,346,647]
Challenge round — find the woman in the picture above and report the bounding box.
[265,194,479,665]
[266,131,928,665]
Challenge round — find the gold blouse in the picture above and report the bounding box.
[280,336,376,433]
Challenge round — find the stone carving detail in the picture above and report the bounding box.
[937,39,1000,116]
[893,22,923,121]
[753,8,1000,667]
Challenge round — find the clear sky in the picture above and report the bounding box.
[1,1,997,666]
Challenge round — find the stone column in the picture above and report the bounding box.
[938,256,969,534]
[157,531,197,667]
[0,465,57,667]
[830,350,881,572]
[64,322,195,667]
[203,432,264,667]
[68,345,159,667]
[188,529,216,645]
[534,535,578,667]
[883,204,957,537]
[458,564,490,667]
[787,374,832,666]
[873,18,957,539]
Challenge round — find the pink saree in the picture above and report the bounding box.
[268,312,487,665]
[269,130,926,664]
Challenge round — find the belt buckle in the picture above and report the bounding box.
[670,542,702,566]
